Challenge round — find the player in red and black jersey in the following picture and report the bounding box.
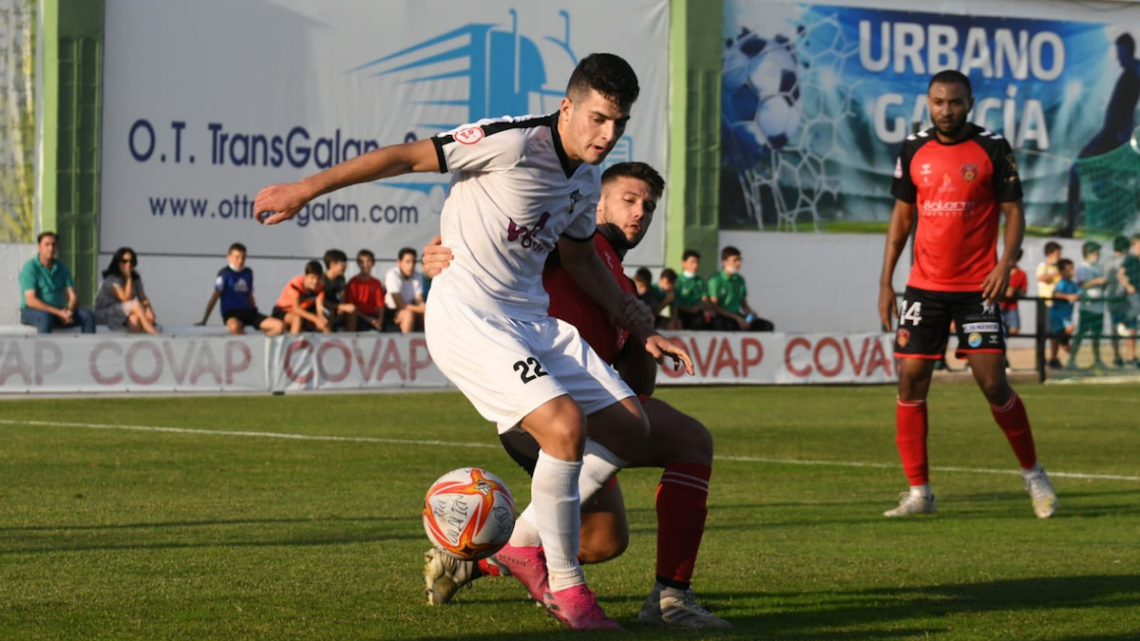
[879,70,1058,519]
[420,162,730,630]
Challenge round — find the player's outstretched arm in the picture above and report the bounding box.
[982,200,1026,303]
[879,199,916,331]
[254,139,440,225]
[558,237,694,375]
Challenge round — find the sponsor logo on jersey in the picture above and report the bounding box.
[455,126,484,145]
[506,211,554,252]
[920,163,932,176]
[941,173,953,187]
[962,322,1000,333]
[920,200,977,216]
[897,328,910,347]
[968,332,983,348]
[960,163,978,183]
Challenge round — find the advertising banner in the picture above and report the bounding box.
[721,0,1140,233]
[100,0,669,265]
[0,332,898,394]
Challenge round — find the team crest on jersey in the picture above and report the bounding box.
[960,164,978,183]
[968,332,983,348]
[455,126,484,145]
[894,158,902,179]
[897,328,910,347]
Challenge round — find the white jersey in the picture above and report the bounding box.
[383,266,424,309]
[430,114,600,321]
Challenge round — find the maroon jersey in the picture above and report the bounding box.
[543,233,633,364]
[892,124,1022,292]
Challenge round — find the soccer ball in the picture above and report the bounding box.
[723,28,802,163]
[422,467,516,560]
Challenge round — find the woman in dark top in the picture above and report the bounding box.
[94,247,159,333]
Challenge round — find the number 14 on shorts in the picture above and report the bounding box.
[899,300,923,326]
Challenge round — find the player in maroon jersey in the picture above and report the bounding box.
[878,70,1058,519]
[421,162,730,630]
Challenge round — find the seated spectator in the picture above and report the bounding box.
[346,249,386,331]
[708,246,774,332]
[273,260,330,334]
[197,243,285,336]
[94,247,159,334]
[1001,248,1028,336]
[322,249,357,331]
[675,249,710,330]
[633,267,674,328]
[1048,258,1081,369]
[384,247,426,333]
[657,268,679,329]
[19,231,95,334]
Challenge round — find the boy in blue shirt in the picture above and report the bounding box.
[1048,259,1081,369]
[197,243,285,335]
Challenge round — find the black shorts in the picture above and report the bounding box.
[271,306,288,320]
[894,286,1005,360]
[222,308,268,327]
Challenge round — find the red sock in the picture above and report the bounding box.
[476,558,502,577]
[991,390,1037,470]
[896,399,929,486]
[655,462,711,591]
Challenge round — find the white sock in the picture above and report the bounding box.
[1021,463,1044,479]
[909,484,932,498]
[661,585,687,601]
[511,439,626,548]
[524,450,584,592]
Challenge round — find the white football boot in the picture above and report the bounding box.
[637,583,732,630]
[423,548,480,605]
[1024,469,1058,519]
[883,491,937,517]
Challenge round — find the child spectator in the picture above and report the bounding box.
[675,249,709,330]
[197,243,285,336]
[384,247,426,333]
[322,249,357,331]
[273,260,329,334]
[94,247,159,334]
[1037,241,1063,364]
[1048,258,1081,369]
[633,267,672,327]
[1001,248,1028,336]
[657,268,678,329]
[708,246,774,332]
[1106,235,1135,367]
[1072,241,1108,369]
[1118,234,1140,367]
[346,249,386,331]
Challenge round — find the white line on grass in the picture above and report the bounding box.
[3,418,1138,483]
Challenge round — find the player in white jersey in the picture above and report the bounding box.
[253,54,693,631]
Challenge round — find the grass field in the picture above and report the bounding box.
[2,384,1139,641]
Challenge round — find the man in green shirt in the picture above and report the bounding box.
[19,231,95,333]
[675,249,710,329]
[707,246,773,332]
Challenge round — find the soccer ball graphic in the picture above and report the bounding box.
[724,28,803,163]
[423,467,516,560]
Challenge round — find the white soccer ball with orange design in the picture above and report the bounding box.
[422,467,515,560]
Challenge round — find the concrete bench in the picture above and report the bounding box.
[0,325,230,337]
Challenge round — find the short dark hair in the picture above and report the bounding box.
[634,267,653,284]
[37,231,58,244]
[323,249,347,266]
[721,246,741,261]
[1058,258,1074,272]
[304,260,324,276]
[228,242,247,255]
[357,249,375,262]
[682,250,701,262]
[660,267,678,283]
[601,162,665,200]
[398,247,416,261]
[928,69,972,98]
[566,53,639,110]
[1044,241,1062,255]
[1118,33,1136,56]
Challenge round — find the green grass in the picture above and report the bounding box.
[2,385,1139,641]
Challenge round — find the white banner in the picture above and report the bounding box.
[99,0,670,265]
[0,332,896,394]
[0,335,267,393]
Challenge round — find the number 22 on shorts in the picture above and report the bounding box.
[513,357,548,384]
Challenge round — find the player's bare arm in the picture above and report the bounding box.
[878,199,916,331]
[254,139,440,225]
[558,236,694,374]
[982,200,1026,303]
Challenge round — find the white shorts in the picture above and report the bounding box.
[425,292,633,433]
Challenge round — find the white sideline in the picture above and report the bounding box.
[4,418,1138,483]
